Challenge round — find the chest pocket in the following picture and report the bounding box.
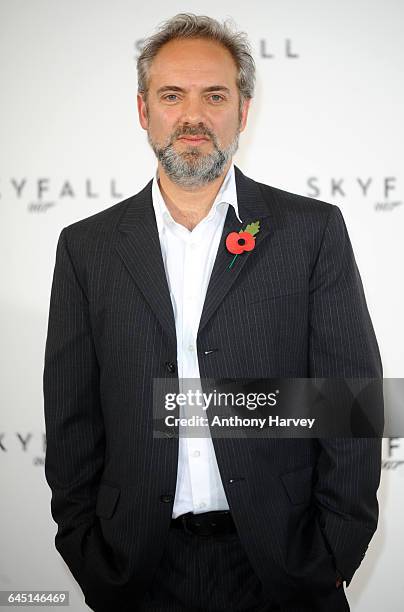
[245,287,308,305]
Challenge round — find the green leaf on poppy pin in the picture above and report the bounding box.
[243,221,260,236]
[228,220,261,270]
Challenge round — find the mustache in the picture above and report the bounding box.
[172,126,215,141]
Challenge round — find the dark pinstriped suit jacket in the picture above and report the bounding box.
[43,165,383,611]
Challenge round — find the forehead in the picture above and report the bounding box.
[148,37,238,89]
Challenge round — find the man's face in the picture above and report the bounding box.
[137,37,251,187]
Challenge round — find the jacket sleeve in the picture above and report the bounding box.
[308,205,383,587]
[43,227,106,595]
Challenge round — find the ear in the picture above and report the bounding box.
[239,98,251,133]
[137,93,149,130]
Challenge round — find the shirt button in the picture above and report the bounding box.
[191,450,201,458]
[165,362,176,373]
[188,345,195,352]
[160,494,174,503]
[196,502,206,510]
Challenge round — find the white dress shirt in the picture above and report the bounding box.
[151,162,242,518]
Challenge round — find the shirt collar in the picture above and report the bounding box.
[152,162,242,236]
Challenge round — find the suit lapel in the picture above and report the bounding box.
[115,180,177,348]
[198,166,272,336]
[115,165,273,348]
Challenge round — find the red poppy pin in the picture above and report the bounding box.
[226,221,260,269]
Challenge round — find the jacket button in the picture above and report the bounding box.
[160,494,174,503]
[165,362,176,373]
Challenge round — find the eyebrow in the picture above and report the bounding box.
[156,85,231,95]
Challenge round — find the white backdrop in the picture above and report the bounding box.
[1,0,403,609]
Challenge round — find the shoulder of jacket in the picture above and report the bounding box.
[236,166,337,218]
[257,180,338,218]
[61,179,152,243]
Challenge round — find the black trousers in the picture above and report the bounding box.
[137,525,346,612]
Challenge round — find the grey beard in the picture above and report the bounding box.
[148,131,240,188]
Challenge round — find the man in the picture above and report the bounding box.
[43,13,383,612]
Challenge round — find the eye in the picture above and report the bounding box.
[210,94,224,102]
[163,94,179,102]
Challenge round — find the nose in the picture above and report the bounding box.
[180,94,206,125]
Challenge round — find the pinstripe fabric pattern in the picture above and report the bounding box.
[43,166,382,611]
[137,527,349,612]
[138,528,268,611]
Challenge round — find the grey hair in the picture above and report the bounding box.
[137,13,255,108]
